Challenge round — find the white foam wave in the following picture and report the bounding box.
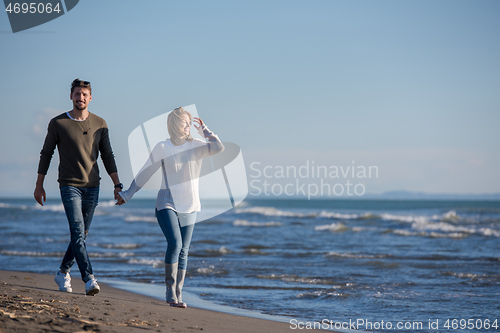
[124,215,157,223]
[412,220,474,233]
[127,258,163,267]
[325,252,388,259]
[314,223,348,232]
[206,246,234,254]
[317,211,359,219]
[442,210,460,221]
[0,250,64,257]
[0,249,134,258]
[91,252,134,258]
[381,210,464,225]
[235,206,315,218]
[380,213,429,223]
[479,228,500,237]
[0,202,29,210]
[233,219,282,227]
[411,220,500,237]
[33,203,65,212]
[196,265,226,274]
[295,290,349,298]
[392,229,469,239]
[98,200,117,207]
[257,274,341,285]
[89,243,143,249]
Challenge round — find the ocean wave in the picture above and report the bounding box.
[88,243,144,249]
[0,249,134,258]
[235,206,367,221]
[314,222,348,232]
[97,200,117,207]
[190,246,237,257]
[440,271,500,282]
[412,220,474,233]
[380,213,430,223]
[127,258,163,267]
[233,219,282,227]
[242,248,271,255]
[392,229,469,239]
[257,274,343,286]
[380,210,465,224]
[195,265,227,275]
[124,215,157,223]
[317,211,360,219]
[295,289,352,299]
[325,252,391,259]
[91,252,134,258]
[0,202,29,210]
[34,203,65,212]
[205,246,234,255]
[411,220,500,237]
[0,250,65,257]
[235,206,316,218]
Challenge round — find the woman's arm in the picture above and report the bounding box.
[193,117,225,159]
[118,143,164,204]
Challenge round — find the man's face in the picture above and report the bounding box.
[70,87,92,111]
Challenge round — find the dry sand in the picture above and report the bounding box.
[0,270,327,333]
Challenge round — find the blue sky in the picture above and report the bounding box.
[1,0,499,198]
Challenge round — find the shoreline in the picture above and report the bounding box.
[101,278,296,324]
[0,270,329,332]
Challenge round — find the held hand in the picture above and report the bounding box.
[114,187,121,200]
[34,186,46,206]
[116,195,126,206]
[193,117,205,136]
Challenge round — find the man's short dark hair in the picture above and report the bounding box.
[71,79,92,95]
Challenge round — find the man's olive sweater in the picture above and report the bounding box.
[37,112,118,188]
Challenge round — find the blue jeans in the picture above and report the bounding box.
[59,186,99,282]
[156,209,196,270]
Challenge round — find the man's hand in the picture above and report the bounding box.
[116,195,126,206]
[114,187,121,201]
[34,185,46,206]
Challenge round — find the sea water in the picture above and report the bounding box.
[1,198,499,332]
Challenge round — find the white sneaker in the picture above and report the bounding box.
[85,278,100,296]
[54,271,72,293]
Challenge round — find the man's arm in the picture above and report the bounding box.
[109,172,121,200]
[34,174,46,206]
[35,118,58,206]
[97,122,121,200]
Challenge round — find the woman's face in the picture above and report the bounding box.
[179,115,191,136]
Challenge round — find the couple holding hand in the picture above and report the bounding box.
[34,79,224,308]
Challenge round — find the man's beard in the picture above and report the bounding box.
[74,102,86,110]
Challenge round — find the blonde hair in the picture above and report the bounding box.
[167,107,193,145]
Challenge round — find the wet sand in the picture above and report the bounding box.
[0,270,327,332]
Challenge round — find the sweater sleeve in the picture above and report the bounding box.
[195,125,225,159]
[119,144,163,203]
[37,119,58,175]
[99,120,118,175]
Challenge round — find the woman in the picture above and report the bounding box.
[117,107,224,308]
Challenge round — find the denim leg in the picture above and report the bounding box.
[81,187,99,235]
[59,186,98,282]
[156,209,195,270]
[178,213,195,270]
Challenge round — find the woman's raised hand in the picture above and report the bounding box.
[193,117,205,137]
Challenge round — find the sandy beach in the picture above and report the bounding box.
[0,270,328,333]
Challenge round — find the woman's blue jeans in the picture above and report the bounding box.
[156,209,196,270]
[59,186,99,282]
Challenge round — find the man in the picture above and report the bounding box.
[34,79,123,296]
